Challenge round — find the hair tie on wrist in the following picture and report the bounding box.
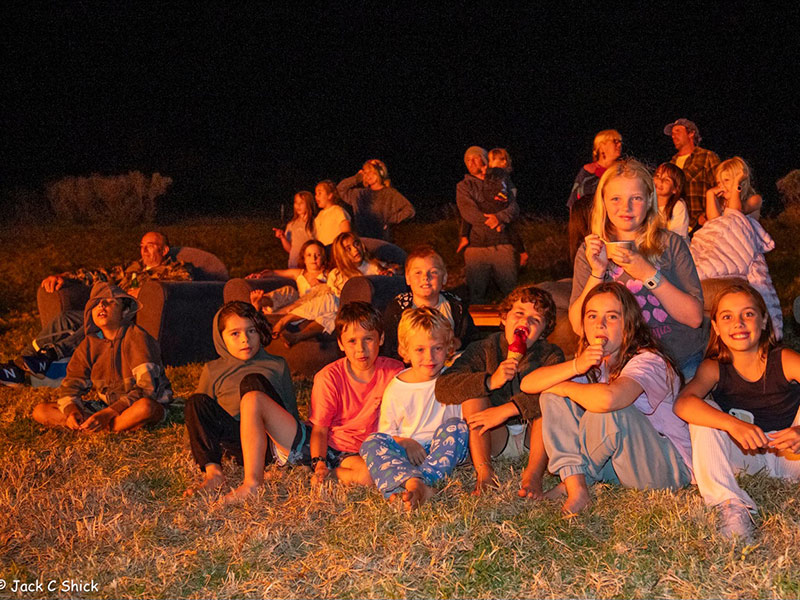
[572,357,579,375]
[590,272,603,280]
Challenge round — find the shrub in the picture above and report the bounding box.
[45,171,172,224]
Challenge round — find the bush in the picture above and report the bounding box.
[45,171,172,224]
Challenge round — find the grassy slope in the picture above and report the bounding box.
[1,216,799,599]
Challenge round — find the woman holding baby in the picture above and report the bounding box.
[569,159,706,378]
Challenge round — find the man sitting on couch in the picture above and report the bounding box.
[1,231,193,385]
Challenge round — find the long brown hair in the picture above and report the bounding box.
[331,232,380,279]
[292,190,316,237]
[654,162,686,224]
[579,282,681,386]
[706,282,777,364]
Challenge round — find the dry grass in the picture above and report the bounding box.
[1,216,799,599]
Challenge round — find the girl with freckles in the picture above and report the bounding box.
[524,283,692,515]
[569,158,706,379]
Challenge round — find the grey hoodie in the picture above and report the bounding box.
[57,282,172,414]
[194,307,297,420]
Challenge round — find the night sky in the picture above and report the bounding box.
[5,5,800,220]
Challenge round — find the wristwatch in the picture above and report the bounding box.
[643,270,662,290]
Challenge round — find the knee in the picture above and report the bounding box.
[461,397,489,417]
[239,390,264,414]
[689,422,726,445]
[442,417,468,435]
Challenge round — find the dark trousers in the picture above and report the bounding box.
[184,373,284,470]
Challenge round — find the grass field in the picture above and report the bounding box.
[1,215,799,599]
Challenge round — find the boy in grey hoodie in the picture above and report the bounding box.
[32,282,172,433]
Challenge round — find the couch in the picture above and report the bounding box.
[223,238,408,377]
[37,246,229,366]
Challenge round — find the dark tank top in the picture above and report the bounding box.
[712,347,800,431]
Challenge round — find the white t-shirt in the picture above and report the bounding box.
[674,155,689,170]
[378,370,462,445]
[659,199,689,241]
[603,352,693,475]
[314,205,350,246]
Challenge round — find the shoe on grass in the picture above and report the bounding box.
[0,362,26,387]
[21,348,57,378]
[718,499,755,542]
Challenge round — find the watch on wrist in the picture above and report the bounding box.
[311,456,327,468]
[643,270,662,290]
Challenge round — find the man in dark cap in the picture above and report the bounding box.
[664,118,720,228]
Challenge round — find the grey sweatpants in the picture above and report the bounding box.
[540,392,691,490]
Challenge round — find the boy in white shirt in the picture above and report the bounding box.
[360,307,468,510]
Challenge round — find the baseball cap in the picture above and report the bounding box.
[663,118,702,144]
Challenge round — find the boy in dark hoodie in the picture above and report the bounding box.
[435,285,563,496]
[31,282,172,433]
[183,301,297,500]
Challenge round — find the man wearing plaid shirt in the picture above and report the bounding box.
[665,118,720,229]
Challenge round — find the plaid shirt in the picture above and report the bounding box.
[671,146,720,226]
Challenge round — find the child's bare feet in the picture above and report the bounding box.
[517,466,544,499]
[456,236,469,253]
[281,331,299,347]
[402,478,434,511]
[472,464,499,495]
[543,481,567,500]
[561,474,591,516]
[220,481,260,505]
[183,466,225,498]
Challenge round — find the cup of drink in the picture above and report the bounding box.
[604,240,634,251]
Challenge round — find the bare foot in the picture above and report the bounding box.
[472,465,499,496]
[543,481,567,500]
[281,331,299,347]
[402,478,434,511]
[183,469,225,498]
[220,481,259,505]
[456,237,469,253]
[517,466,544,499]
[561,474,591,516]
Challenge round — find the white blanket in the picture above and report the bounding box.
[690,209,782,338]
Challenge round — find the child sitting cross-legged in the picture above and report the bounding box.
[183,301,298,500]
[310,301,404,485]
[435,285,565,495]
[382,245,477,360]
[360,307,468,510]
[32,282,172,433]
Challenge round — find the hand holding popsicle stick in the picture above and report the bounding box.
[574,340,606,374]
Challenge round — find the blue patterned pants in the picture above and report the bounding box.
[360,418,468,498]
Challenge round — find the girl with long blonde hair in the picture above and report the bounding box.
[568,158,706,377]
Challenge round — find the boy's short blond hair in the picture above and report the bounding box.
[404,245,447,276]
[397,307,455,362]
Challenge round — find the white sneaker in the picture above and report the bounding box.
[718,499,755,542]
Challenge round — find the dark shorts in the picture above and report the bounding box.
[280,423,359,469]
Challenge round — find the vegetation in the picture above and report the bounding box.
[1,215,799,599]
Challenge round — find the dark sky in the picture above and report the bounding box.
[5,4,800,219]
